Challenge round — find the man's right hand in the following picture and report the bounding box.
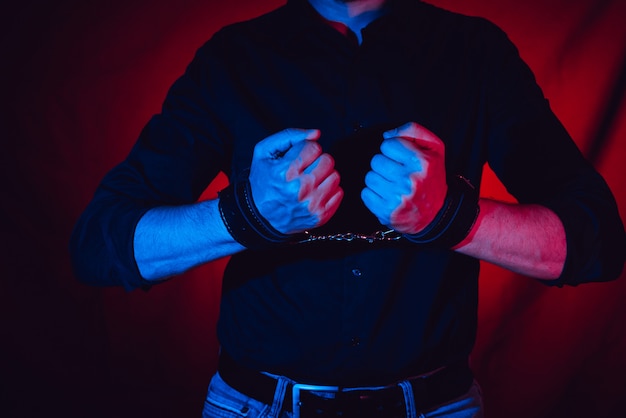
[249,128,344,234]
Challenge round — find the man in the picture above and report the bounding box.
[70,0,625,416]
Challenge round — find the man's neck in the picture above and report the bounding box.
[307,0,388,43]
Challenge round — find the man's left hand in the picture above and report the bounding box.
[361,122,448,234]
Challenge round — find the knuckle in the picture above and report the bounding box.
[406,121,419,130]
[380,138,395,154]
[320,152,335,166]
[285,179,300,195]
[328,170,341,183]
[300,173,315,190]
[304,141,322,156]
[404,121,419,136]
[370,153,384,167]
[281,127,299,137]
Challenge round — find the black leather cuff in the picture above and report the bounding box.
[404,175,480,248]
[218,179,293,250]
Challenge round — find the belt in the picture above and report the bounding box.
[217,352,474,417]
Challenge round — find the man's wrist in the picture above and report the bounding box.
[404,175,480,248]
[218,179,295,250]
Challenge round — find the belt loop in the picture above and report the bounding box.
[398,380,417,418]
[267,376,289,417]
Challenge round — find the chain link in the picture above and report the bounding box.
[298,229,403,244]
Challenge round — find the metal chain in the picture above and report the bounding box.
[298,229,403,244]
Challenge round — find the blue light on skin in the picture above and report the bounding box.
[361,122,448,234]
[249,128,344,235]
[307,0,389,44]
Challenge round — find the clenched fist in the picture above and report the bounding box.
[249,128,344,234]
[361,122,447,234]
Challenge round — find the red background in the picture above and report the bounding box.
[2,0,625,417]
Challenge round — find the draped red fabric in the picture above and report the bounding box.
[2,0,625,417]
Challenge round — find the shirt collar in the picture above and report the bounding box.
[282,0,422,39]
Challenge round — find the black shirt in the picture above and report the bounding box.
[70,0,625,385]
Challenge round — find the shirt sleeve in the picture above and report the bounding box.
[480,21,625,286]
[69,37,233,291]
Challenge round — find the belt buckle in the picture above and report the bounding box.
[292,383,340,418]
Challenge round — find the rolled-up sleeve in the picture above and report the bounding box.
[541,169,625,286]
[69,38,232,290]
[481,21,625,286]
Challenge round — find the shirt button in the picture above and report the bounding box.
[352,122,364,132]
[351,337,361,347]
[351,268,362,277]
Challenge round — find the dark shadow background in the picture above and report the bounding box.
[2,0,625,417]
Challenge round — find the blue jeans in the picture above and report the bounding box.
[202,372,484,418]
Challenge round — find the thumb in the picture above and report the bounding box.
[383,122,441,151]
[255,128,320,159]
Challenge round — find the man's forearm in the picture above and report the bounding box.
[134,199,245,281]
[135,196,568,282]
[454,198,566,280]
